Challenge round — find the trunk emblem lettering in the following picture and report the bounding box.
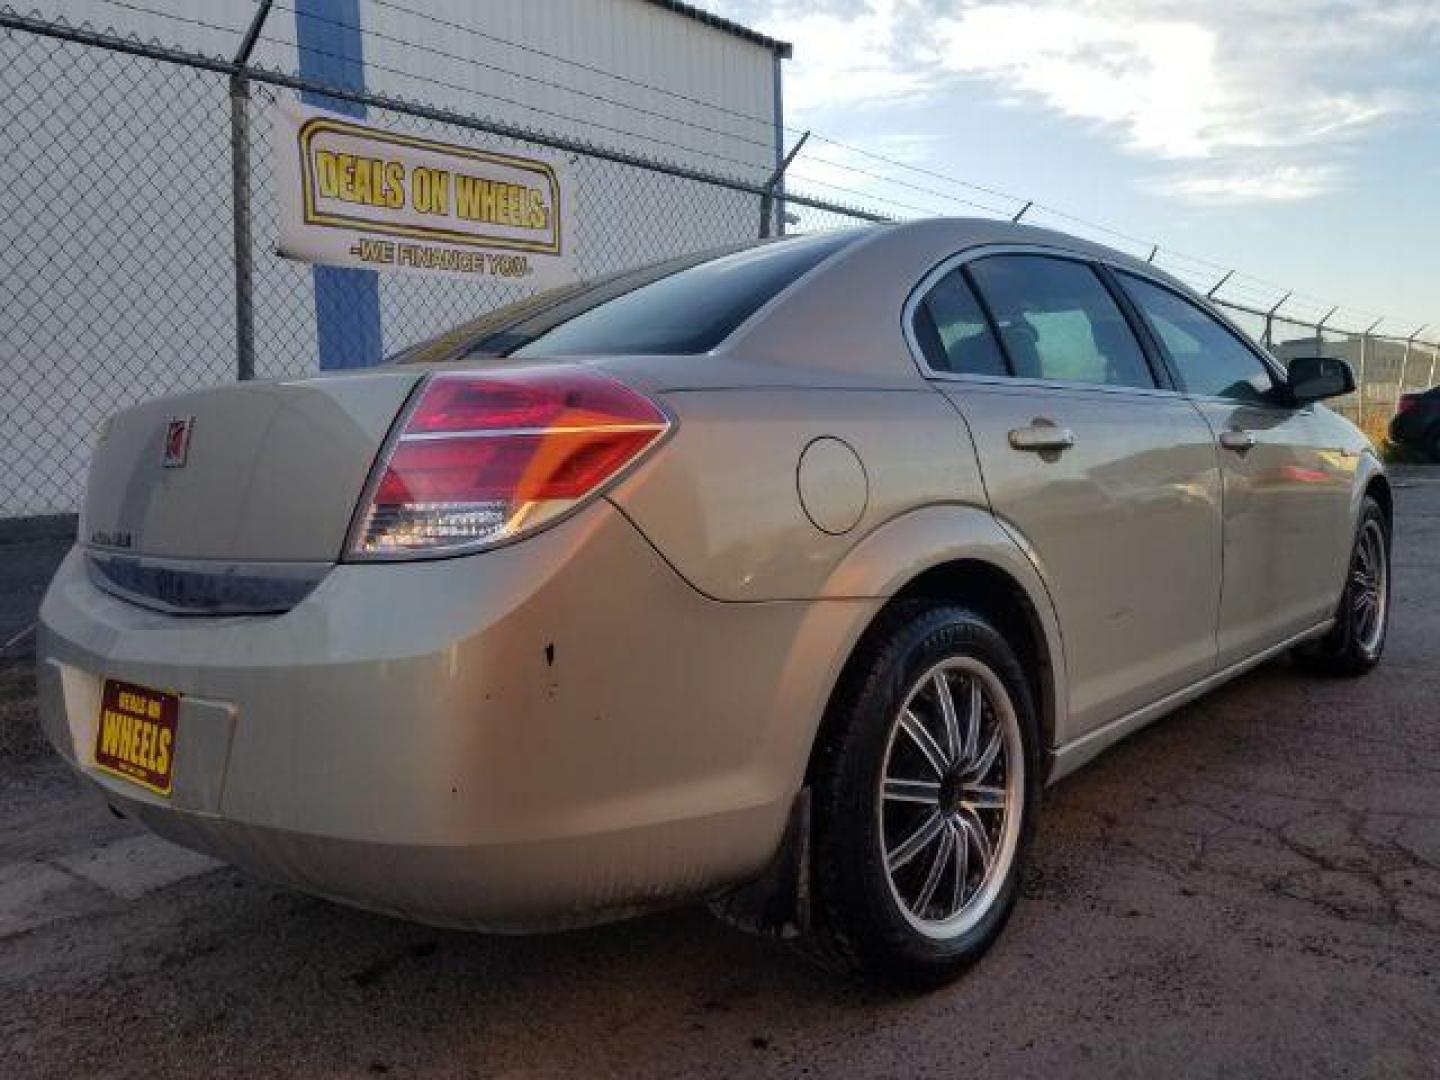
[162,417,194,468]
[89,529,133,549]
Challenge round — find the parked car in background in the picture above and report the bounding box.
[1390,388,1440,460]
[37,219,1389,988]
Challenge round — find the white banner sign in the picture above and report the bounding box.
[273,101,576,286]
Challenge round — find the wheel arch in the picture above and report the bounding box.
[889,560,1056,753]
[810,505,1068,773]
[1363,470,1393,536]
[721,508,1065,939]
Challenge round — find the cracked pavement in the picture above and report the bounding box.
[2,472,1437,1078]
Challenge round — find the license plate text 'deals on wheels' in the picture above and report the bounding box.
[94,679,178,796]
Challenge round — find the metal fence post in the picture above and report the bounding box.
[1315,306,1337,355]
[759,130,809,239]
[1357,317,1382,427]
[1206,270,1233,300]
[1397,326,1427,413]
[770,51,785,236]
[1357,332,1368,425]
[230,1,272,381]
[1263,292,1291,352]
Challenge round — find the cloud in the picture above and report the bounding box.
[929,5,1219,159]
[712,0,1437,204]
[752,0,929,112]
[1145,164,1342,205]
[924,2,1415,161]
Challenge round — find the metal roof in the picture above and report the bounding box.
[638,0,793,57]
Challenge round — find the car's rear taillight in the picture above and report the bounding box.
[347,367,670,559]
[1397,395,1418,415]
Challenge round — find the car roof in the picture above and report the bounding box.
[714,217,1203,383]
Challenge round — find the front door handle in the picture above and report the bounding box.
[1008,421,1076,454]
[1218,429,1256,453]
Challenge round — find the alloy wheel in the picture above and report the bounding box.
[1351,517,1389,655]
[877,657,1025,939]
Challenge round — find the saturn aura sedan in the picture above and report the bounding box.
[39,219,1389,986]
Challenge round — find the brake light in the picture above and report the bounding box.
[1397,395,1418,415]
[348,367,670,559]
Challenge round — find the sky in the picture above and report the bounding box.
[708,0,1440,338]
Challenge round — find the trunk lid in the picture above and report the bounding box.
[82,370,422,563]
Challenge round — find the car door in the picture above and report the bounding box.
[909,252,1223,740]
[1115,271,1356,666]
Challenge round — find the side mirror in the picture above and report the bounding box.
[1286,356,1356,404]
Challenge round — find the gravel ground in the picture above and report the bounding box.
[1,476,1437,1079]
[0,517,71,761]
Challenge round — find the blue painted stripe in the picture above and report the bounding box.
[295,0,383,370]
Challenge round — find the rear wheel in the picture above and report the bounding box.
[1293,496,1390,676]
[809,603,1039,988]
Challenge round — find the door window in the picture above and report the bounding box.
[967,256,1155,389]
[1118,272,1276,402]
[912,269,1008,376]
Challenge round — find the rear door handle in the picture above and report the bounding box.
[1008,422,1076,454]
[1218,429,1256,453]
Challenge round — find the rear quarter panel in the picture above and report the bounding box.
[607,387,987,601]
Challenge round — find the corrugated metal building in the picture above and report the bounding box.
[2,1,791,516]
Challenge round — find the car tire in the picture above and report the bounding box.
[808,602,1039,988]
[1292,495,1390,676]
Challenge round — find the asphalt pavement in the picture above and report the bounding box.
[1,476,1437,1078]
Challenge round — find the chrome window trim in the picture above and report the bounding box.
[917,369,1184,401]
[900,242,1182,398]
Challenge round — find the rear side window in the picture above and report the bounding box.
[967,256,1155,389]
[1118,273,1276,402]
[913,270,1008,376]
[511,231,862,357]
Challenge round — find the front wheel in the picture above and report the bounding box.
[1293,495,1390,676]
[809,603,1039,988]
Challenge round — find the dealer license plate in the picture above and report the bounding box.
[94,678,178,796]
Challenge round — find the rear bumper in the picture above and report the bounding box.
[38,501,878,929]
[1389,411,1433,446]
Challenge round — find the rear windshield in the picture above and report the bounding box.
[513,230,862,357]
[391,230,866,364]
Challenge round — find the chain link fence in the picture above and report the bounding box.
[0,10,878,518]
[1,19,240,518]
[1223,306,1439,438]
[2,10,1435,520]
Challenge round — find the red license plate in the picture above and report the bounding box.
[94,678,178,796]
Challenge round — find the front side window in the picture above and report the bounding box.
[967,256,1155,389]
[913,269,1008,376]
[1118,273,1276,402]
